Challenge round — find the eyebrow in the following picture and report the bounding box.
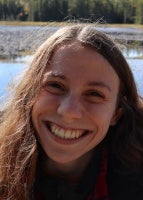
[44,71,66,80]
[87,81,111,92]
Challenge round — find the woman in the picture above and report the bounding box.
[0,24,143,200]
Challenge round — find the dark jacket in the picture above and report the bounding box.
[107,153,143,200]
[33,151,143,200]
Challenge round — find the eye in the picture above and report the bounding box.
[84,90,105,103]
[88,91,104,97]
[43,81,66,95]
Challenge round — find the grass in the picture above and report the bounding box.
[0,20,143,28]
[0,21,73,26]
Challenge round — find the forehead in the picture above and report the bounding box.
[51,43,93,61]
[45,43,120,93]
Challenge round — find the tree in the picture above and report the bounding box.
[135,0,143,24]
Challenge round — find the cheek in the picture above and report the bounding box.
[87,103,117,126]
[32,91,60,114]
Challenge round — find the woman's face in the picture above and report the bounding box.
[32,42,120,164]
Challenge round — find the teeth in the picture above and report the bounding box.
[65,130,71,139]
[71,131,76,139]
[51,124,56,133]
[50,123,85,140]
[59,129,65,138]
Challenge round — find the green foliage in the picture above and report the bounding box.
[135,0,143,24]
[0,0,143,24]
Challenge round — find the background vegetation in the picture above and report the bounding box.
[0,0,143,24]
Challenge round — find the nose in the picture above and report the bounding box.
[57,95,83,122]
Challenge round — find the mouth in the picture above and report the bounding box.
[44,121,92,140]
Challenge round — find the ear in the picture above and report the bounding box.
[110,107,123,126]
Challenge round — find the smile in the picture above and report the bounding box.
[46,122,90,140]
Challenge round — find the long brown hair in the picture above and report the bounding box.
[0,24,143,199]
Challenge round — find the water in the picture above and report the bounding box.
[0,56,31,97]
[127,59,143,96]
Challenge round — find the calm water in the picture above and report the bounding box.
[0,56,31,98]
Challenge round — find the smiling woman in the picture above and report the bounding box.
[0,24,143,200]
[32,43,120,166]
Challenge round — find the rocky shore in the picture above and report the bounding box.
[0,25,143,59]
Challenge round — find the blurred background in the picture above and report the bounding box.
[0,0,143,99]
[0,0,143,24]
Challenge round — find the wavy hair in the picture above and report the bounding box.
[0,24,143,199]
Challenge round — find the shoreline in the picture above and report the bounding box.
[0,21,143,28]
